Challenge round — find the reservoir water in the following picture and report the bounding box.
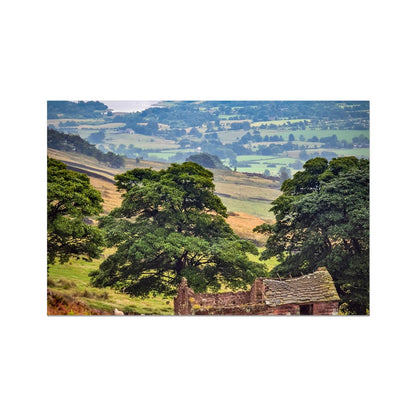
[101,100,160,113]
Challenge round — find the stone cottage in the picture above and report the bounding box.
[174,267,340,315]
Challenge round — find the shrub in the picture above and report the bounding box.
[47,277,56,287]
[58,279,77,289]
[97,291,109,300]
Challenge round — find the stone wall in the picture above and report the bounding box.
[174,278,253,315]
[250,278,265,303]
[192,303,269,315]
[173,277,274,315]
[174,278,193,315]
[192,291,251,308]
[173,277,339,316]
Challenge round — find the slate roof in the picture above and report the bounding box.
[263,267,340,306]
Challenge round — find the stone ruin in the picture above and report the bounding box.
[174,267,340,316]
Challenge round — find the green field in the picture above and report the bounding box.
[247,248,279,272]
[147,149,187,160]
[330,148,370,158]
[219,195,275,219]
[104,133,179,150]
[235,155,300,176]
[216,129,248,143]
[48,254,175,315]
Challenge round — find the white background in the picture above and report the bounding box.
[1,1,415,415]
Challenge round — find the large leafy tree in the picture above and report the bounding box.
[255,157,369,314]
[47,157,105,265]
[90,162,265,296]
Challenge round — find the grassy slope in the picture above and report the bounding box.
[48,253,174,315]
[212,168,280,220]
[47,148,281,220]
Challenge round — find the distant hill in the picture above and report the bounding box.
[186,153,231,170]
[47,100,108,119]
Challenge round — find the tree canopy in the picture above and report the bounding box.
[47,129,125,168]
[47,157,105,265]
[90,162,265,296]
[255,156,369,314]
[186,152,230,170]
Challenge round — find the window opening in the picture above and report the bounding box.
[299,304,313,315]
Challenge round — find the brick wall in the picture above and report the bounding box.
[259,302,339,316]
[311,301,339,315]
[262,304,300,315]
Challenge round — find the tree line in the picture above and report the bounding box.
[48,129,125,168]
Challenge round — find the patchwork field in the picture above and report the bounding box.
[50,111,369,178]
